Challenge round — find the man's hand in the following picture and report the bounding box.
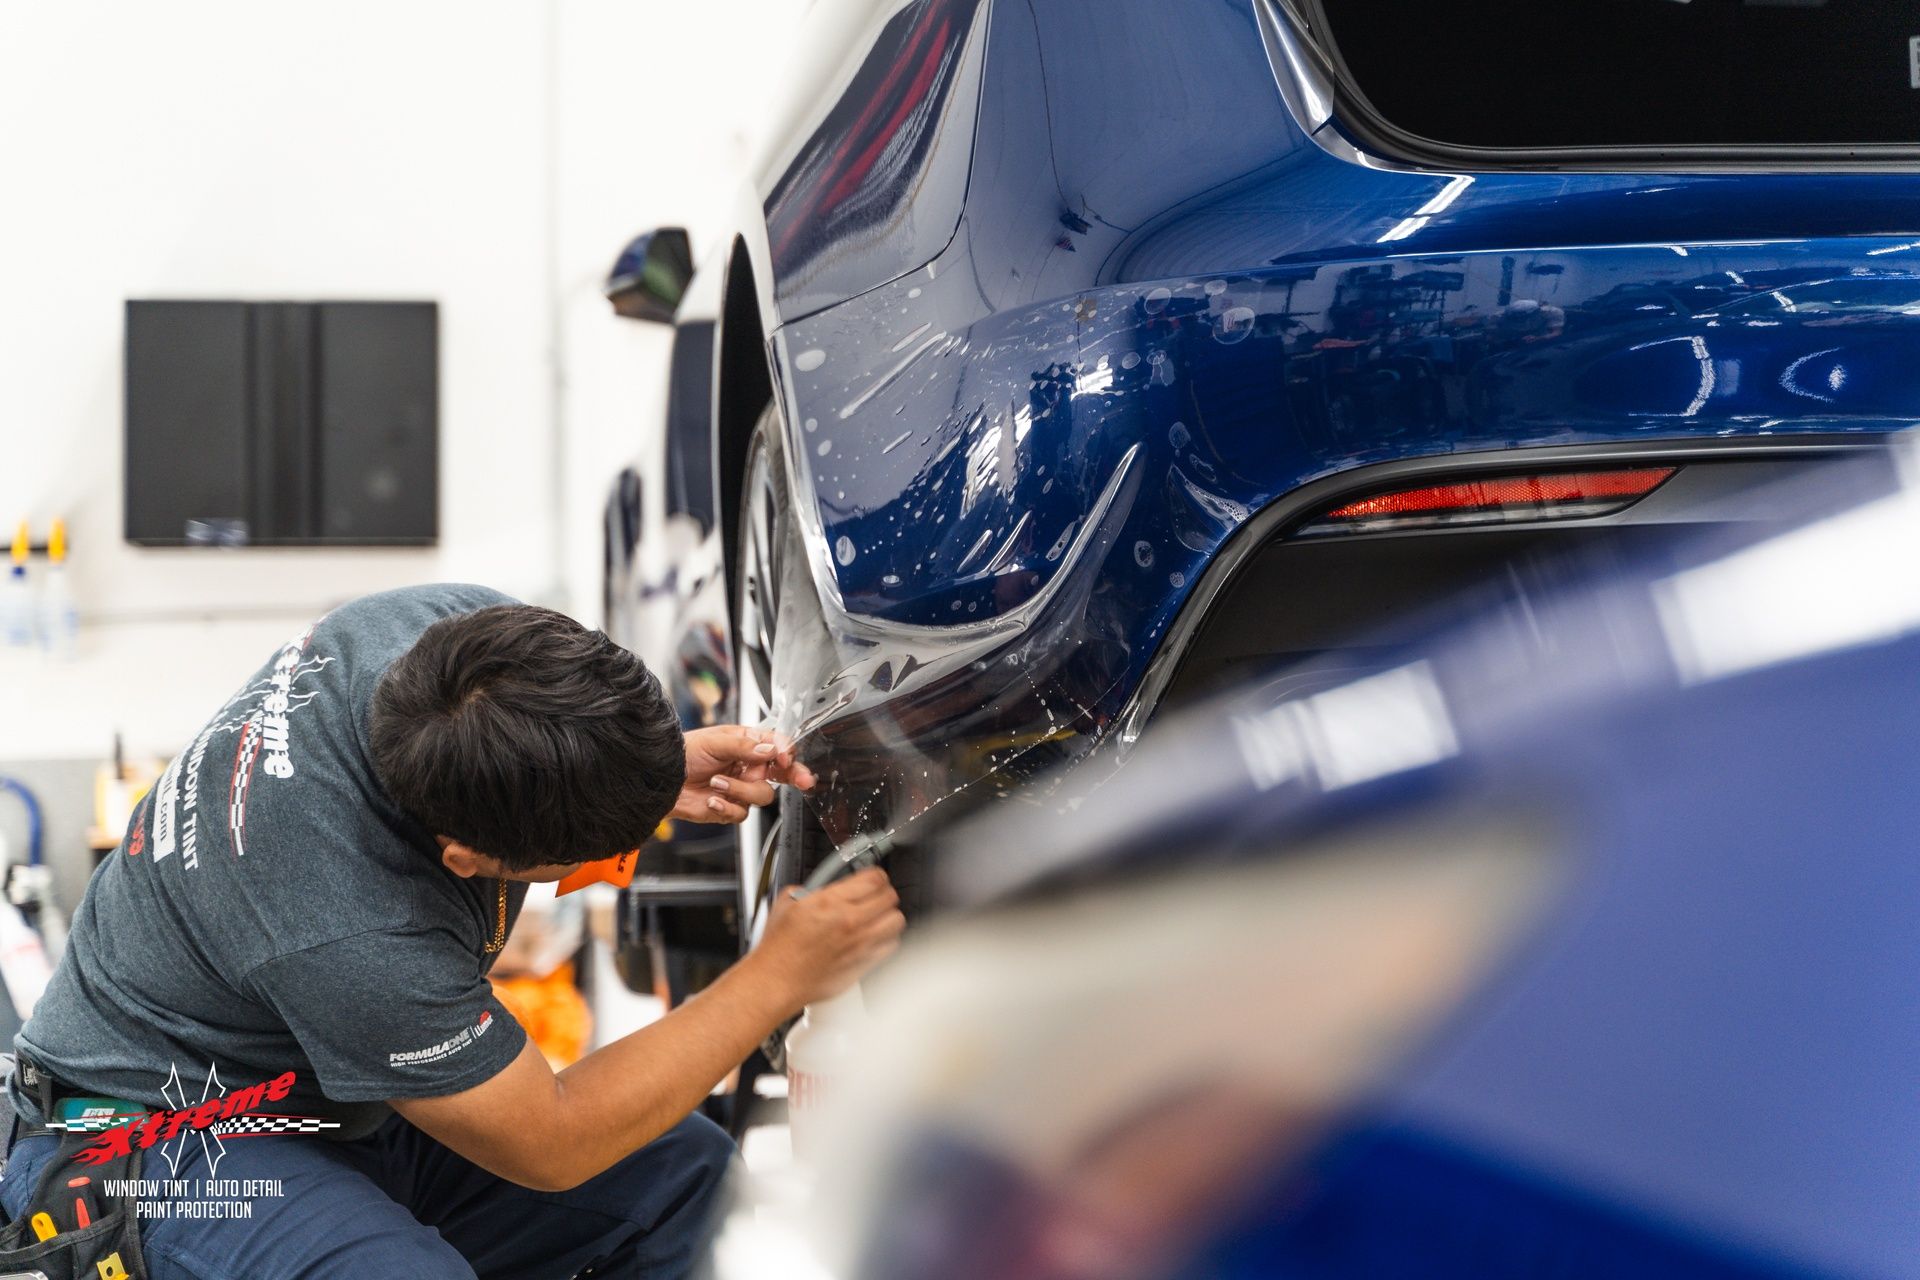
[672,725,816,824]
[747,867,905,1008]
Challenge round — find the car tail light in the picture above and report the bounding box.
[1305,467,1678,533]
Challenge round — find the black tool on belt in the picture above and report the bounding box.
[0,1055,148,1280]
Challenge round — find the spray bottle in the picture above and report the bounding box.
[783,833,889,1164]
[785,986,865,1161]
[2,522,33,649]
[38,519,76,658]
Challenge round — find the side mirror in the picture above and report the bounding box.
[605,228,694,323]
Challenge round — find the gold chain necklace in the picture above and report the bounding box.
[482,878,508,954]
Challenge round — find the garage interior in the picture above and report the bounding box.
[0,0,808,1256]
[0,3,791,1030]
[2,1,1913,1277]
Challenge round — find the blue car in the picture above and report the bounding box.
[700,448,1920,1279]
[602,0,1920,984]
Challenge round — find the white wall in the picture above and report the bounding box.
[0,0,799,760]
[550,0,800,636]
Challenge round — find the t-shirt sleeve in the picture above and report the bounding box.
[246,929,528,1102]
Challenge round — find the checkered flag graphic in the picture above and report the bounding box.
[47,1113,148,1133]
[213,1116,341,1136]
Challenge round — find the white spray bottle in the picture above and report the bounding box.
[783,833,889,1164]
[38,518,77,658]
[785,985,866,1163]
[2,522,33,649]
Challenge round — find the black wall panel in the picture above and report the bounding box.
[124,301,254,544]
[316,303,437,542]
[124,300,437,546]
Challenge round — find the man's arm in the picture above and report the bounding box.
[390,868,902,1192]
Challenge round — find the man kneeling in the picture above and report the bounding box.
[4,585,901,1278]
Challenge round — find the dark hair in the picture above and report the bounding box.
[368,604,684,870]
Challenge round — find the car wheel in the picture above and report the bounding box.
[732,405,789,943]
[730,405,832,1071]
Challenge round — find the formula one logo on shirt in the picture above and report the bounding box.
[57,1062,339,1178]
[149,621,334,868]
[391,1010,494,1068]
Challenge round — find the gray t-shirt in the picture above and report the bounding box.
[15,584,532,1140]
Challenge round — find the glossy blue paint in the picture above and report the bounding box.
[775,0,1920,613]
[782,239,1920,630]
[636,0,1920,843]
[768,222,1920,840]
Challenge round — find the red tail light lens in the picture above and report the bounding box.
[1310,467,1677,533]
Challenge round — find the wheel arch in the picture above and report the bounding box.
[715,234,778,637]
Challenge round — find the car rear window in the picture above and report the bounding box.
[1307,0,1920,155]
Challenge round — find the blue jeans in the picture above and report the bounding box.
[0,1110,734,1279]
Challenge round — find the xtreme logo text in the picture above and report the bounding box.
[72,1070,298,1165]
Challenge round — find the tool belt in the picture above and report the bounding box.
[0,1056,147,1280]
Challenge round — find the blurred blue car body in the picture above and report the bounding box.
[711,450,1920,1279]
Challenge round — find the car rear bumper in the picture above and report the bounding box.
[772,234,1920,847]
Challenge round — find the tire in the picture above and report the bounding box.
[729,404,829,1070]
[731,405,790,943]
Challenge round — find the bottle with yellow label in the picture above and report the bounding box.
[39,518,77,658]
[3,521,34,649]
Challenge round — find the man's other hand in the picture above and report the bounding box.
[752,867,905,1007]
[672,725,816,824]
